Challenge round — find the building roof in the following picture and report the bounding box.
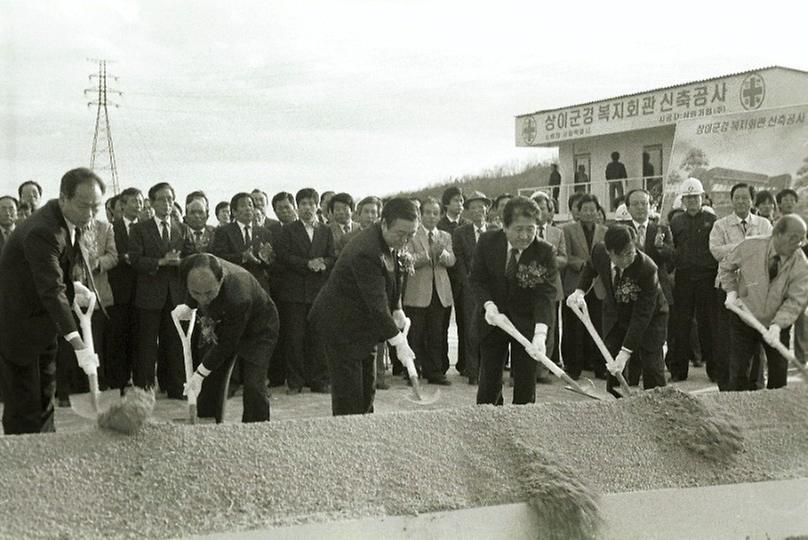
[515,66,808,119]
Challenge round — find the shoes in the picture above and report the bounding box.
[287,386,302,395]
[57,398,71,408]
[565,371,581,381]
[428,376,451,386]
[691,358,704,368]
[536,374,553,384]
[375,381,390,390]
[167,391,187,400]
[670,374,688,382]
[310,385,331,394]
[467,375,478,385]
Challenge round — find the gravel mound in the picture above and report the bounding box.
[1,388,807,538]
[97,388,155,435]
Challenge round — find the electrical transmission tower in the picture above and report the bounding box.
[85,59,122,194]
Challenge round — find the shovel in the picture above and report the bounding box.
[492,314,603,400]
[400,317,440,405]
[726,299,808,380]
[568,301,632,397]
[68,288,122,419]
[171,305,198,424]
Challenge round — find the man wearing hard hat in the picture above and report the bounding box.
[667,178,720,383]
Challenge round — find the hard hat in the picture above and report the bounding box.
[463,190,492,209]
[679,177,705,196]
[614,203,631,221]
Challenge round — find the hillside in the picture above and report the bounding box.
[391,161,554,203]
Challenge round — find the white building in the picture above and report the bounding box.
[515,66,808,218]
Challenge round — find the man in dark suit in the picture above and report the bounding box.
[0,195,19,254]
[128,182,194,398]
[310,198,417,415]
[106,187,143,393]
[0,168,105,434]
[184,191,217,253]
[437,186,469,375]
[180,254,279,422]
[251,189,282,236]
[275,188,335,394]
[452,190,494,384]
[328,192,360,256]
[569,225,668,398]
[470,196,558,406]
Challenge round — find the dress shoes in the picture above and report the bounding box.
[467,375,478,385]
[428,376,451,386]
[310,384,331,394]
[669,374,688,382]
[536,373,553,384]
[57,398,71,408]
[375,381,390,390]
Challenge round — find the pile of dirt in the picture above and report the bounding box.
[1,388,807,539]
[97,388,155,435]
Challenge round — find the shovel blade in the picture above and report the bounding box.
[69,390,122,419]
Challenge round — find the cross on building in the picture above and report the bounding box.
[522,118,537,143]
[742,76,764,109]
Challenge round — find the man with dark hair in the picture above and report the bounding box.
[105,195,118,223]
[0,196,19,253]
[561,193,607,379]
[212,193,274,290]
[319,190,336,224]
[128,182,194,398]
[605,151,627,211]
[453,191,494,384]
[275,188,335,394]
[490,193,513,229]
[215,201,231,227]
[17,201,33,222]
[106,187,143,395]
[568,225,668,397]
[178,254,279,422]
[271,191,298,225]
[185,195,216,254]
[18,180,43,212]
[0,168,105,433]
[310,198,417,415]
[719,215,808,390]
[776,189,799,215]
[754,190,776,223]
[328,192,359,252]
[471,196,557,405]
[567,191,585,221]
[251,189,282,235]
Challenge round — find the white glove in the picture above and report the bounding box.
[607,349,631,375]
[172,303,195,321]
[566,289,586,310]
[395,340,416,367]
[73,281,93,308]
[724,291,738,309]
[763,324,781,347]
[75,347,99,376]
[532,325,547,356]
[183,370,205,397]
[484,302,500,326]
[392,309,407,331]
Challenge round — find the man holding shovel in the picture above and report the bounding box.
[718,215,808,391]
[178,254,279,422]
[567,225,668,398]
[0,168,105,434]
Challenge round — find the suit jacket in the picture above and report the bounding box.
[108,218,138,306]
[542,224,567,302]
[578,244,668,352]
[627,221,675,304]
[453,222,496,283]
[186,259,279,372]
[335,226,364,256]
[211,221,273,291]
[469,230,558,339]
[0,199,79,360]
[438,215,469,290]
[561,221,607,298]
[186,224,217,253]
[0,225,14,256]
[84,220,118,308]
[275,220,335,304]
[403,227,455,308]
[310,224,404,357]
[128,217,194,310]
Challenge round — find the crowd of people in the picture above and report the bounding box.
[0,168,806,434]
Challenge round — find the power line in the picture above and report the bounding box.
[85,59,122,194]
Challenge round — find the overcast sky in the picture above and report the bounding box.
[2,0,807,207]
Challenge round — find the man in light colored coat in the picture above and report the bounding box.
[719,215,808,391]
[403,197,456,385]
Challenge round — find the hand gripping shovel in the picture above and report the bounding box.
[726,299,808,380]
[171,305,198,424]
[568,301,632,397]
[400,317,440,405]
[492,314,603,400]
[69,289,122,419]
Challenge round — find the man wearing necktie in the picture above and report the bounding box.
[719,215,808,391]
[453,191,493,384]
[327,192,360,257]
[470,196,557,405]
[0,195,18,256]
[709,183,772,389]
[0,168,105,434]
[184,193,217,254]
[128,182,195,399]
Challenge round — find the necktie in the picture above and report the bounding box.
[475,227,481,243]
[343,225,349,235]
[768,256,779,281]
[613,267,622,290]
[428,231,435,265]
[637,224,646,248]
[161,220,169,244]
[538,225,544,239]
[506,248,518,278]
[740,219,747,236]
[73,227,108,317]
[244,225,251,246]
[195,230,203,247]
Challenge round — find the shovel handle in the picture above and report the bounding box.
[171,309,198,408]
[570,304,632,396]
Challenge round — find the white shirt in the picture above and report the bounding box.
[301,220,316,241]
[62,217,81,343]
[123,217,136,236]
[632,219,649,246]
[474,223,486,243]
[237,221,252,244]
[153,215,171,240]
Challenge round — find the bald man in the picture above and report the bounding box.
[719,215,808,391]
[179,254,279,422]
